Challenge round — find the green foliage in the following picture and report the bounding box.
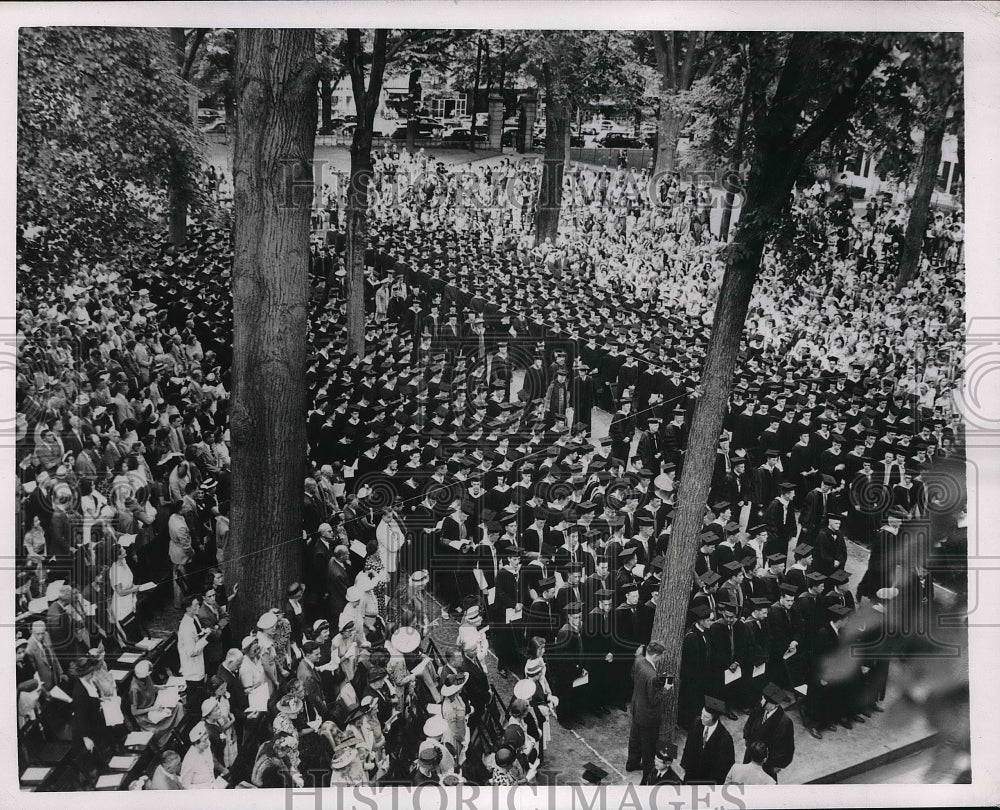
[191,28,236,113]
[840,33,963,182]
[18,27,204,265]
[521,30,647,108]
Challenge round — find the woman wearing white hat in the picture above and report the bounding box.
[181,721,228,788]
[421,714,457,775]
[202,680,238,771]
[128,659,184,744]
[456,604,490,670]
[349,696,386,781]
[440,672,470,766]
[328,743,366,786]
[254,610,284,691]
[386,627,442,705]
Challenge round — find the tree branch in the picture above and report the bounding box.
[345,29,369,124]
[181,29,207,81]
[367,29,390,130]
[678,30,702,90]
[666,32,678,90]
[785,42,887,177]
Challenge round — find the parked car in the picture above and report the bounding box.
[197,108,224,125]
[441,128,487,144]
[202,119,229,134]
[390,121,444,140]
[597,133,645,149]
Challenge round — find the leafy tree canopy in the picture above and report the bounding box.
[18,27,205,270]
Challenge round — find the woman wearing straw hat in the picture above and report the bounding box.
[514,666,554,755]
[349,695,387,781]
[386,626,442,706]
[421,713,457,775]
[329,743,367,786]
[128,658,184,745]
[202,691,238,772]
[440,672,470,766]
[411,741,442,786]
[456,603,490,670]
[251,732,299,788]
[87,644,117,699]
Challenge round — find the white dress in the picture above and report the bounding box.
[109,559,136,621]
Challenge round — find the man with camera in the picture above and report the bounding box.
[625,640,672,785]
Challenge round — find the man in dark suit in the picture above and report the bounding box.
[679,604,714,729]
[216,648,248,742]
[742,683,796,782]
[626,640,670,784]
[680,696,736,785]
[326,545,352,626]
[799,475,835,546]
[763,482,797,559]
[296,641,329,720]
[547,602,587,725]
[609,397,636,466]
[635,417,663,475]
[813,512,848,575]
[748,451,781,525]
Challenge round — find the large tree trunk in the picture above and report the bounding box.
[343,29,388,357]
[167,28,197,249]
[652,31,702,179]
[651,176,786,744]
[320,75,333,133]
[469,37,482,153]
[345,143,372,356]
[167,165,188,248]
[896,114,947,290]
[534,68,567,245]
[654,95,682,177]
[648,33,885,746]
[229,29,317,636]
[719,66,752,242]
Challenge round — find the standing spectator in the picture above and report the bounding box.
[626,640,670,784]
[177,595,210,715]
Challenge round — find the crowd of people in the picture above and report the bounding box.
[13,143,967,790]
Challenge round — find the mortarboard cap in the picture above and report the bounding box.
[762,682,794,708]
[704,696,726,715]
[657,743,679,760]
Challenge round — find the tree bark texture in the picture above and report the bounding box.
[345,29,389,357]
[229,28,317,636]
[719,61,752,243]
[320,75,333,133]
[896,113,946,290]
[652,31,702,178]
[534,66,567,246]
